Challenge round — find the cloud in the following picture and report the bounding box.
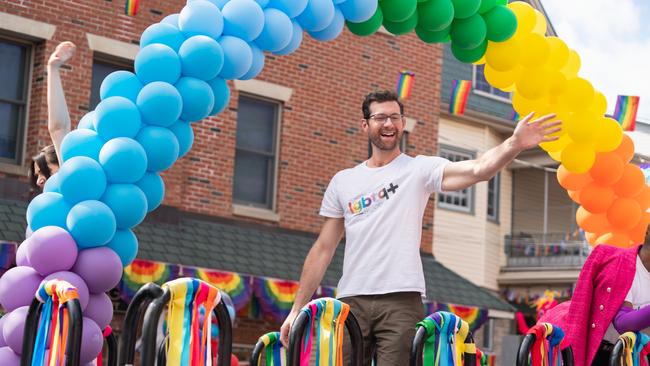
[543,0,650,122]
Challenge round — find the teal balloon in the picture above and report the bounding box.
[451,39,487,63]
[59,156,107,204]
[179,35,224,81]
[346,6,383,36]
[27,192,71,231]
[478,0,496,14]
[450,13,486,49]
[418,0,454,31]
[77,111,95,130]
[99,137,148,183]
[136,126,179,172]
[43,173,61,194]
[179,0,224,38]
[451,0,481,19]
[207,77,231,115]
[94,96,142,140]
[274,20,303,55]
[380,0,417,23]
[106,229,138,266]
[101,184,147,229]
[67,200,116,248]
[222,0,265,41]
[175,77,215,122]
[100,71,143,103]
[136,82,182,127]
[384,10,418,35]
[169,120,194,158]
[161,13,180,27]
[308,8,345,41]
[136,172,165,212]
[415,25,451,43]
[60,129,104,162]
[482,5,517,42]
[134,44,181,85]
[140,23,186,52]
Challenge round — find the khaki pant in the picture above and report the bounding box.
[341,292,424,366]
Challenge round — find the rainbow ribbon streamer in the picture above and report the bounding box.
[258,331,286,366]
[299,298,349,366]
[427,302,489,332]
[416,311,470,366]
[527,323,564,366]
[613,95,640,131]
[618,331,650,366]
[449,80,472,115]
[396,70,415,100]
[253,277,298,323]
[124,0,139,16]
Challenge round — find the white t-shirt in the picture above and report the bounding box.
[319,154,450,298]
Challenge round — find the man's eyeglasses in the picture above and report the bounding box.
[367,114,404,123]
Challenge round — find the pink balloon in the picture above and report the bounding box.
[80,317,103,364]
[0,346,20,365]
[85,292,114,329]
[15,240,30,267]
[2,306,29,354]
[27,226,78,276]
[44,271,89,311]
[0,266,43,311]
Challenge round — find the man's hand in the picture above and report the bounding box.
[280,309,300,348]
[511,112,562,151]
[48,41,76,68]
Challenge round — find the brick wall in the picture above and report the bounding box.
[1,0,443,252]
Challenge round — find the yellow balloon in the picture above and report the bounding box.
[548,149,562,162]
[541,133,570,153]
[563,77,595,110]
[561,50,581,78]
[532,9,547,35]
[484,65,522,90]
[516,67,551,100]
[548,70,568,95]
[512,92,547,116]
[519,33,550,68]
[486,39,522,72]
[508,1,536,39]
[561,142,596,173]
[546,37,570,70]
[565,110,599,144]
[593,117,624,152]
[589,91,608,116]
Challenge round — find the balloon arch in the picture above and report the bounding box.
[0,0,648,362]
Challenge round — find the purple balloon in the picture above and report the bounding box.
[2,306,28,354]
[27,226,78,276]
[0,346,20,365]
[80,317,104,364]
[72,247,122,293]
[15,240,30,266]
[0,314,7,347]
[85,292,114,329]
[44,271,89,311]
[0,266,43,311]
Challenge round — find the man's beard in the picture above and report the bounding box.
[369,129,402,151]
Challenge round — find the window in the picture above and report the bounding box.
[487,173,500,222]
[89,57,133,110]
[0,37,31,165]
[438,145,475,213]
[233,95,280,210]
[481,318,494,351]
[473,64,511,101]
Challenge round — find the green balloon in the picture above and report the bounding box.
[381,0,418,23]
[482,5,517,42]
[346,6,384,36]
[418,0,454,32]
[496,0,507,4]
[451,39,487,63]
[478,0,496,13]
[384,10,419,35]
[450,14,486,49]
[415,25,451,43]
[451,0,481,19]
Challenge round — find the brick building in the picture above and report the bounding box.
[0,0,512,363]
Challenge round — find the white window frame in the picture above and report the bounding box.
[487,173,500,222]
[472,64,512,103]
[437,145,476,214]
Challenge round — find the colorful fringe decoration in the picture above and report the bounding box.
[124,0,139,16]
[613,95,640,131]
[193,269,252,311]
[120,259,175,303]
[449,80,472,115]
[253,277,298,323]
[617,332,650,366]
[31,280,80,366]
[416,311,473,366]
[427,302,489,332]
[299,298,349,366]
[163,277,221,366]
[258,331,286,366]
[396,70,415,100]
[527,323,564,366]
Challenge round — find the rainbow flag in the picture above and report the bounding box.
[613,95,640,131]
[449,79,472,115]
[396,70,415,100]
[124,0,139,16]
[511,109,519,121]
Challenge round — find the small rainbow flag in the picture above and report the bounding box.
[396,70,415,100]
[125,0,140,16]
[511,108,520,121]
[613,95,640,131]
[449,79,472,115]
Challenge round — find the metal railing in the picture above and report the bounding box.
[504,233,591,268]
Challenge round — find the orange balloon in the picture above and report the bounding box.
[596,231,633,248]
[580,182,615,213]
[634,185,650,211]
[556,165,592,191]
[613,164,646,197]
[629,212,650,244]
[613,134,635,163]
[568,189,581,204]
[607,197,642,231]
[576,206,610,233]
[589,152,624,186]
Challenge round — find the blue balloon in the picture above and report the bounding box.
[188,0,228,9]
[175,77,215,122]
[296,0,335,32]
[256,0,270,7]
[100,71,143,103]
[26,192,71,231]
[67,200,116,248]
[106,229,139,266]
[268,0,308,18]
[77,112,96,130]
[339,0,377,23]
[101,184,147,229]
[136,126,180,172]
[136,82,182,127]
[58,156,107,204]
[60,129,104,162]
[179,0,224,38]
[240,43,265,80]
[135,44,181,85]
[222,0,265,41]
[161,13,180,27]
[332,0,345,3]
[218,36,253,80]
[136,172,165,212]
[255,8,293,52]
[169,120,195,157]
[94,96,142,140]
[43,173,61,194]
[141,23,186,52]
[308,7,344,41]
[207,77,231,115]
[99,137,148,183]
[179,35,224,80]
[274,20,303,55]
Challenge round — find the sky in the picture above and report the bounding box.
[542,0,650,123]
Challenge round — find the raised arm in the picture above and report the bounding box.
[441,113,561,192]
[47,41,76,162]
[279,216,345,346]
